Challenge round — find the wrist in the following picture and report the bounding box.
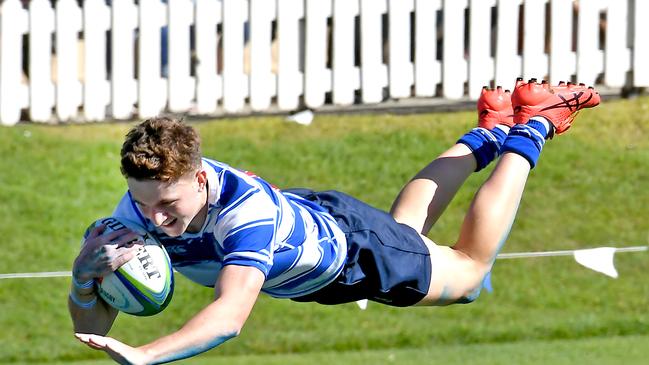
[71,275,94,290]
[69,290,98,309]
[71,284,96,297]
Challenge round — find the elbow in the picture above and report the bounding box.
[226,323,243,339]
[231,329,242,340]
[218,320,243,340]
[203,327,239,350]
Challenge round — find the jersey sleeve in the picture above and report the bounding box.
[212,177,279,277]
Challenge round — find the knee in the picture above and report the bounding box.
[451,260,491,304]
[454,287,482,304]
[454,268,492,304]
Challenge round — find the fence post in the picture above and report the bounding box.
[633,0,649,86]
[604,0,631,88]
[195,0,222,114]
[249,0,276,111]
[83,0,111,121]
[222,0,248,113]
[522,0,549,82]
[360,0,388,103]
[414,0,441,97]
[576,0,604,87]
[388,0,414,99]
[111,0,138,120]
[494,0,521,90]
[442,0,468,99]
[332,0,360,106]
[55,0,83,121]
[29,0,56,123]
[549,0,576,83]
[138,0,167,118]
[304,0,332,108]
[0,0,29,126]
[277,0,304,110]
[468,0,495,99]
[168,0,196,113]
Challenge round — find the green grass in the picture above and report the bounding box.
[1,96,648,364]
[35,335,649,365]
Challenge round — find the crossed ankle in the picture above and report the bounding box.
[528,117,554,139]
[502,124,547,168]
[494,124,511,135]
[457,128,502,172]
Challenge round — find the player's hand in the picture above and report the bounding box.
[72,224,143,282]
[75,333,151,365]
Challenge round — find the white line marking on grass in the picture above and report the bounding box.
[0,246,646,279]
[0,271,71,279]
[497,245,648,259]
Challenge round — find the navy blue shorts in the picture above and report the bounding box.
[287,189,432,307]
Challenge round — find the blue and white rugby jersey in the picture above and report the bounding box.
[112,158,347,298]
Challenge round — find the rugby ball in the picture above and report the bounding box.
[84,217,174,316]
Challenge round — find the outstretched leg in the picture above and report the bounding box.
[415,150,530,305]
[389,144,478,235]
[413,79,600,306]
[391,87,514,234]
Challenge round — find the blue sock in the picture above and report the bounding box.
[491,125,509,146]
[501,119,550,168]
[457,127,506,172]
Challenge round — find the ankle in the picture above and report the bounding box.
[457,127,502,172]
[528,117,555,139]
[501,123,548,169]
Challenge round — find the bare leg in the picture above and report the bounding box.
[415,152,530,305]
[390,143,477,235]
[408,80,600,306]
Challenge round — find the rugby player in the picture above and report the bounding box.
[70,78,599,364]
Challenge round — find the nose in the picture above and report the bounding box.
[142,206,168,226]
[151,210,169,226]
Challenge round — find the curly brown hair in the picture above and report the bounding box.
[120,116,202,181]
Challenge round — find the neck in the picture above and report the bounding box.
[186,188,209,233]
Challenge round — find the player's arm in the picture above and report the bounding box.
[76,264,265,364]
[68,283,119,335]
[69,224,141,335]
[142,264,264,362]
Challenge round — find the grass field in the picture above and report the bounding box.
[37,335,649,365]
[1,96,648,364]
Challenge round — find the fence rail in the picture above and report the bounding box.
[0,0,645,125]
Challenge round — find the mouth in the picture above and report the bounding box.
[161,218,177,228]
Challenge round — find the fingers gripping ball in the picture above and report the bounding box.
[84,217,174,316]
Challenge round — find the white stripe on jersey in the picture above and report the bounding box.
[223,218,274,242]
[262,236,322,289]
[218,186,260,218]
[223,251,273,265]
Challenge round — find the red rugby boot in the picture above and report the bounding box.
[511,78,600,135]
[477,86,514,130]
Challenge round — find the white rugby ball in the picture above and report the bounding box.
[84,217,174,316]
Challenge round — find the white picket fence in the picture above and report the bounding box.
[0,0,647,125]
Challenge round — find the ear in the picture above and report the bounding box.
[196,170,208,191]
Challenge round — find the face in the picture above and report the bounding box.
[127,170,208,237]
